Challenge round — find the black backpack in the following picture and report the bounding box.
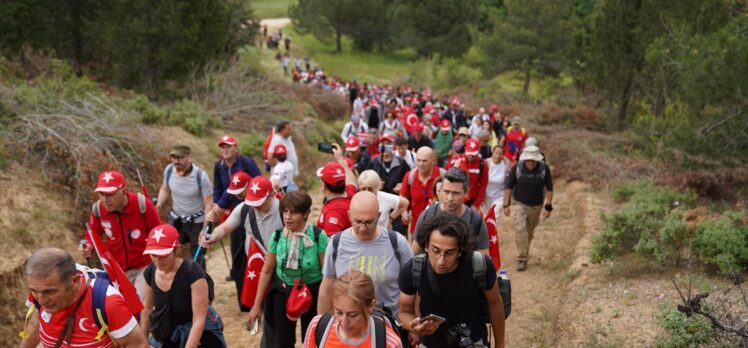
[411,251,511,320]
[314,311,387,348]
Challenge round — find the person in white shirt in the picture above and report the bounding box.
[340,114,369,143]
[484,144,510,215]
[267,121,299,192]
[270,144,294,194]
[357,170,409,229]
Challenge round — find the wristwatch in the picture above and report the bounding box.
[544,204,553,212]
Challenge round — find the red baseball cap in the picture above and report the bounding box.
[94,171,126,194]
[344,157,355,169]
[345,136,360,152]
[143,224,179,256]
[316,162,346,186]
[245,176,273,207]
[218,135,237,147]
[380,133,395,143]
[227,171,251,195]
[490,104,498,112]
[274,144,287,156]
[440,119,452,131]
[465,138,481,156]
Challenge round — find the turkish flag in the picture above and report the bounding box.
[86,223,144,315]
[240,236,267,308]
[484,204,502,270]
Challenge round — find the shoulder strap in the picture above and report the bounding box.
[314,312,335,347]
[423,203,440,223]
[331,232,342,264]
[516,160,523,179]
[90,276,110,340]
[472,251,487,291]
[195,166,203,193]
[165,164,174,186]
[313,225,322,244]
[273,229,282,243]
[243,204,264,246]
[411,253,426,290]
[373,315,386,348]
[136,192,146,215]
[92,200,101,219]
[388,230,401,266]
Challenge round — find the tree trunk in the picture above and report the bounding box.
[617,77,633,127]
[147,52,158,101]
[336,29,342,53]
[522,66,531,96]
[69,0,84,77]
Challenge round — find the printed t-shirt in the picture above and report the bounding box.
[321,228,413,315]
[303,315,403,348]
[399,167,442,234]
[317,185,357,236]
[30,273,137,348]
[271,161,295,189]
[269,225,329,285]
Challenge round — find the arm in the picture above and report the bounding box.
[156,183,170,211]
[502,165,517,217]
[202,194,213,228]
[18,312,40,348]
[184,279,209,348]
[140,284,153,338]
[247,253,277,324]
[114,327,148,348]
[317,276,335,314]
[399,293,439,337]
[331,143,356,186]
[485,280,506,348]
[392,196,409,221]
[542,166,553,219]
[410,213,426,255]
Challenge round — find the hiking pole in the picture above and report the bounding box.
[193,225,211,262]
[135,168,152,201]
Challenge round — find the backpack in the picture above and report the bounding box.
[419,203,483,241]
[165,164,205,194]
[92,192,148,223]
[407,167,446,187]
[515,160,546,181]
[26,269,113,341]
[314,311,386,348]
[412,251,511,320]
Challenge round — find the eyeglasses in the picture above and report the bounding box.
[428,246,459,260]
[351,219,378,228]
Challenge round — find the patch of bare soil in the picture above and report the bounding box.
[499,180,673,347]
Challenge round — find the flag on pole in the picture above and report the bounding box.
[240,236,267,308]
[86,223,144,315]
[484,204,502,270]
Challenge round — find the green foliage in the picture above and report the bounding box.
[475,0,573,95]
[691,212,748,274]
[252,0,295,18]
[408,56,484,90]
[390,0,479,57]
[167,100,220,136]
[238,132,266,160]
[655,304,714,347]
[591,180,696,263]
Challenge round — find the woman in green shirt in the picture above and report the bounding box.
[248,191,328,348]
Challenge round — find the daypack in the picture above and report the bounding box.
[25,269,113,341]
[406,167,446,187]
[92,191,147,220]
[515,160,546,181]
[419,203,483,241]
[165,164,205,194]
[411,251,511,320]
[240,203,265,247]
[314,311,386,348]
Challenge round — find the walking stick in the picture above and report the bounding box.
[135,168,151,201]
[193,225,211,262]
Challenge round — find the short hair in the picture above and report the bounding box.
[432,175,443,199]
[331,271,376,317]
[416,212,475,260]
[324,181,346,194]
[493,144,504,152]
[357,170,382,191]
[478,129,490,139]
[276,154,287,162]
[395,136,408,147]
[443,168,468,193]
[280,191,312,215]
[276,121,291,133]
[25,248,77,283]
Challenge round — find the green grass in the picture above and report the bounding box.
[252,0,295,19]
[286,26,418,85]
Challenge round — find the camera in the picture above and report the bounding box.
[448,323,473,348]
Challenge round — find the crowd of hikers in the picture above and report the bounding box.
[19,82,555,348]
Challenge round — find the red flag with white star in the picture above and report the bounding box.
[241,236,267,308]
[86,223,144,315]
[484,204,501,270]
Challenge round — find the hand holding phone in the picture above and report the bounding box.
[419,314,446,325]
[318,142,334,154]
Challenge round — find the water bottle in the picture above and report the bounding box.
[498,269,511,318]
[499,269,508,280]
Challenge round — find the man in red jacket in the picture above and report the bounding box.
[447,138,489,212]
[80,170,162,302]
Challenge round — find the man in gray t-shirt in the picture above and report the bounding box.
[411,168,490,256]
[317,191,413,316]
[157,145,213,263]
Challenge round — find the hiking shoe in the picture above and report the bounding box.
[517,260,527,272]
[225,275,233,282]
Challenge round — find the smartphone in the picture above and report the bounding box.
[249,319,259,335]
[317,142,334,154]
[419,314,446,324]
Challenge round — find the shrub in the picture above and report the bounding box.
[238,132,266,160]
[691,211,748,274]
[591,180,695,263]
[654,304,714,348]
[167,99,220,136]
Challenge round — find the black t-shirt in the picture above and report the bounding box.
[399,254,497,347]
[145,260,211,325]
[505,161,553,206]
[408,135,435,151]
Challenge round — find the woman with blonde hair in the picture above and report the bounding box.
[303,271,403,348]
[357,170,409,230]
